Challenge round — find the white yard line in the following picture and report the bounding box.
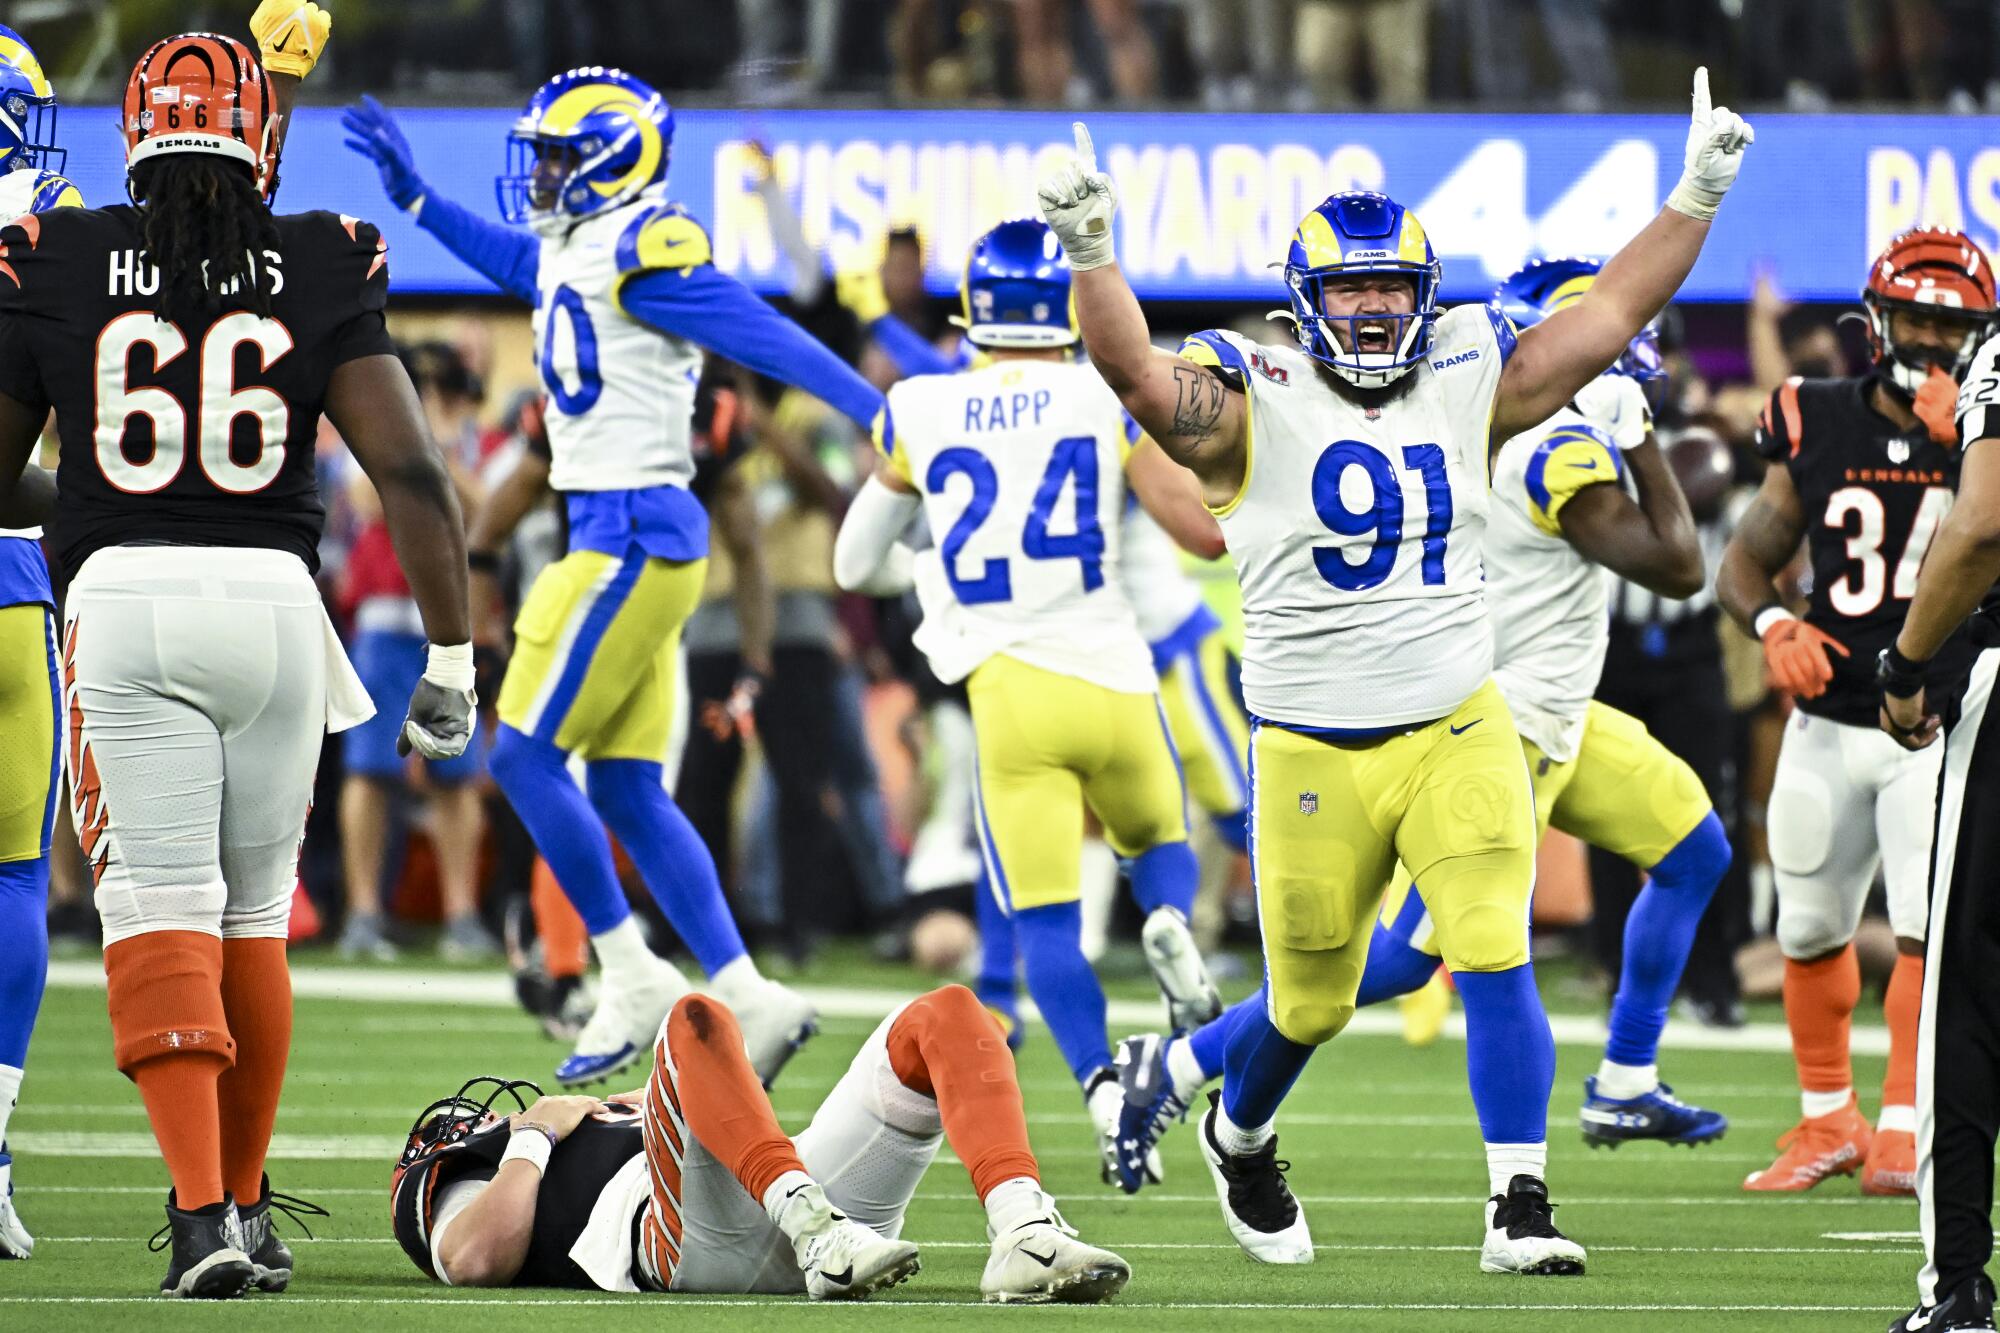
[0,1296,1908,1311]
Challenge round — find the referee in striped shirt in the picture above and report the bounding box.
[1882,334,2000,1333]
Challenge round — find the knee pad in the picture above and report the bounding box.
[103,929,233,1074]
[219,893,293,941]
[1438,901,1530,974]
[1270,993,1352,1046]
[1776,893,1854,961]
[1767,777,1834,878]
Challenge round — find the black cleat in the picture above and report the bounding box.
[1196,1091,1312,1263]
[238,1177,329,1292]
[1888,1275,1998,1332]
[1480,1175,1586,1275]
[152,1191,254,1299]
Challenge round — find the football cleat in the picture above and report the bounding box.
[1862,1128,1918,1197]
[982,1209,1130,1304]
[1579,1077,1728,1149]
[1140,907,1223,1032]
[1400,970,1452,1047]
[789,1192,921,1301]
[0,1149,32,1259]
[152,1191,254,1299]
[1197,1090,1313,1264]
[1743,1100,1872,1192]
[237,1177,327,1293]
[1111,1033,1196,1194]
[1888,1275,1998,1332]
[1480,1175,1586,1276]
[1088,1069,1161,1190]
[556,956,691,1087]
[735,980,820,1088]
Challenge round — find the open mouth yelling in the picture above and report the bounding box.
[1353,320,1394,355]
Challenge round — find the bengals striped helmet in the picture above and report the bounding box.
[1862,228,1998,394]
[122,33,279,203]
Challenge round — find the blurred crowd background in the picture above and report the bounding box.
[21,0,2000,112]
[22,0,1973,1027]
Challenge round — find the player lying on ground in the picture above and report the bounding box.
[1717,228,1998,1198]
[1115,252,1735,1218]
[1034,70,1751,1275]
[392,985,1130,1303]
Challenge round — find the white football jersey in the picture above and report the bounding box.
[1119,504,1207,645]
[1487,375,1650,762]
[1189,304,1511,729]
[0,167,76,543]
[881,358,1155,693]
[534,190,704,494]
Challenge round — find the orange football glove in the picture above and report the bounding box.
[1914,364,1960,447]
[1762,617,1849,699]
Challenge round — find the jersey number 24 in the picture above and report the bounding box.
[927,438,1104,605]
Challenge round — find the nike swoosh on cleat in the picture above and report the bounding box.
[1022,1249,1058,1268]
[820,1265,854,1286]
[1449,719,1483,735]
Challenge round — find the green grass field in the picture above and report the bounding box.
[0,946,1925,1331]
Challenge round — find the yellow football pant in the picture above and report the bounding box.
[1156,628,1249,819]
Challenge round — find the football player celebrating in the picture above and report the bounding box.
[0,25,470,1297]
[343,75,888,1089]
[1038,71,1751,1271]
[1717,229,1997,1196]
[833,218,1225,1180]
[1117,256,1734,1219]
[0,18,81,1263]
[392,985,1131,1304]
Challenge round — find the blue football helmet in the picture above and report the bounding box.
[954,218,1076,350]
[1495,256,1667,396]
[497,68,672,234]
[1282,191,1441,388]
[0,25,61,177]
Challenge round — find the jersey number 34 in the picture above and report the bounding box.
[927,438,1104,605]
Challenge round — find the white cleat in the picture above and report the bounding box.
[735,980,820,1088]
[1087,1073,1161,1189]
[790,1193,921,1301]
[1480,1175,1586,1276]
[1197,1091,1313,1264]
[555,957,692,1087]
[0,1157,32,1259]
[1140,907,1222,1032]
[982,1214,1131,1304]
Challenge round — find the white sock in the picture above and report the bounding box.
[1078,839,1118,963]
[711,955,765,1006]
[1212,1102,1274,1157]
[1594,1059,1658,1101]
[762,1170,825,1240]
[983,1175,1047,1238]
[1879,1104,1918,1134]
[1802,1087,1852,1120]
[1166,1037,1208,1101]
[590,917,655,984]
[1486,1142,1547,1198]
[0,1064,20,1149]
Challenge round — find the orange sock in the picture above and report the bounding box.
[1784,945,1860,1101]
[106,931,235,1209]
[217,938,293,1203]
[664,995,805,1203]
[1882,952,1924,1112]
[887,984,1039,1200]
[533,860,588,980]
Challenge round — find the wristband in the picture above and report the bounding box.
[1752,605,1796,640]
[424,641,476,693]
[1665,179,1724,223]
[1877,644,1929,699]
[466,550,501,575]
[502,1123,556,1174]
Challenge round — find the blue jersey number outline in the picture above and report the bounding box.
[541,285,604,416]
[926,435,1106,604]
[1310,440,1453,592]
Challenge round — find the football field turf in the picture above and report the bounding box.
[1,954,1922,1331]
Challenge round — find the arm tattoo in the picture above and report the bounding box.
[1170,364,1228,444]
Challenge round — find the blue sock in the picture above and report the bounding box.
[1189,989,1258,1082]
[491,725,632,936]
[1608,811,1730,1068]
[1455,965,1554,1145]
[1210,809,1249,855]
[1127,841,1198,918]
[1220,984,1316,1128]
[0,856,50,1068]
[1013,902,1111,1083]
[973,869,1017,1014]
[1355,887,1443,1006]
[585,758,749,978]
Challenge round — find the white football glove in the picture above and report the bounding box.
[1665,67,1754,223]
[1036,122,1118,272]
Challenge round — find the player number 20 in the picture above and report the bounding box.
[1310,439,1452,592]
[93,310,294,495]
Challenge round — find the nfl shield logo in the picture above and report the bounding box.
[1889,437,1911,464]
[1299,791,1318,815]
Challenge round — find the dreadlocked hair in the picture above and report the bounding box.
[133,155,280,326]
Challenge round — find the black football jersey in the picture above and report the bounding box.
[1754,374,1973,725]
[393,1108,646,1290]
[0,204,397,581]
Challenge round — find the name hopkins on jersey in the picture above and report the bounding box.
[106,247,286,299]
